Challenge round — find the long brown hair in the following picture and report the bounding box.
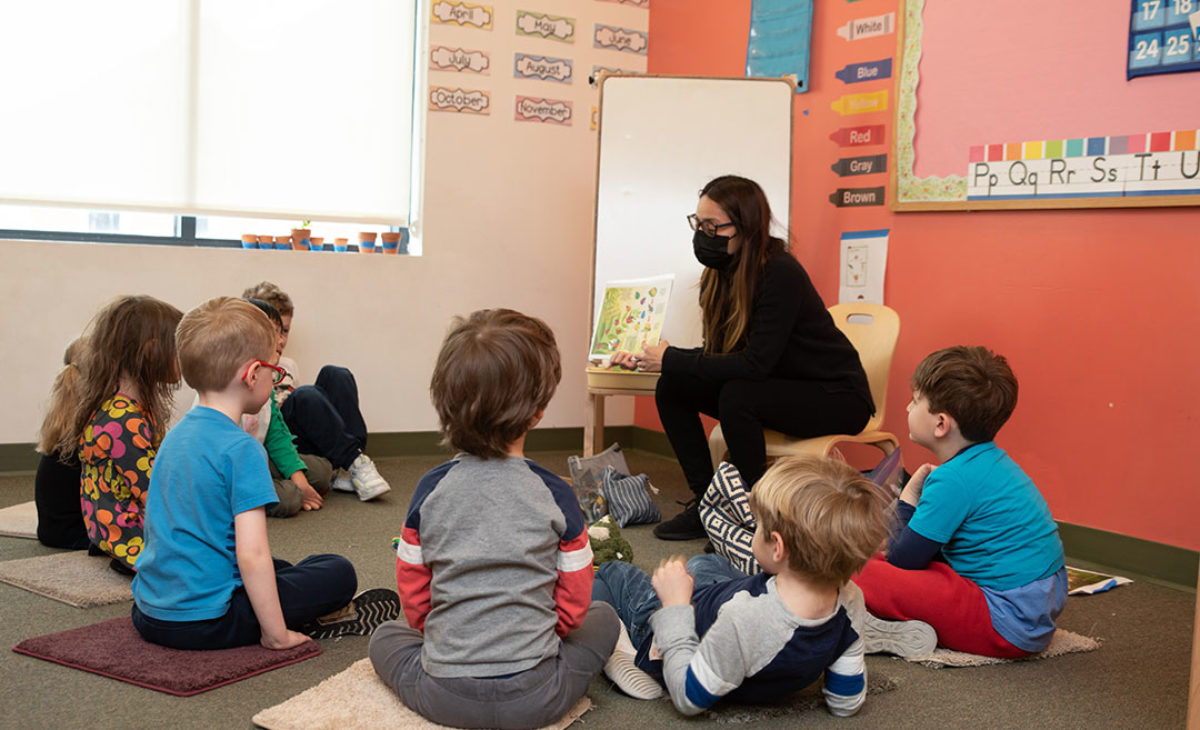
[37,337,89,458]
[696,176,785,354]
[68,296,184,453]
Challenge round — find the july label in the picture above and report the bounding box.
[514,54,573,83]
[515,96,573,125]
[516,11,575,42]
[430,46,490,74]
[431,1,493,29]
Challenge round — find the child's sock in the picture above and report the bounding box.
[604,622,663,700]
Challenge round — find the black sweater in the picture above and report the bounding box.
[662,252,873,407]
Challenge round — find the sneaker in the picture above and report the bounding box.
[349,454,391,501]
[604,623,663,700]
[653,499,704,540]
[862,613,937,657]
[303,588,401,640]
[109,557,135,577]
[330,469,355,494]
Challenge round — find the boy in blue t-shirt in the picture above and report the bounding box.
[132,297,390,650]
[854,346,1067,658]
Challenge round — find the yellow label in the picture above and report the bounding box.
[830,90,888,116]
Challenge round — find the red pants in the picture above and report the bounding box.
[852,555,1029,659]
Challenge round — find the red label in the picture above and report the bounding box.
[830,124,886,148]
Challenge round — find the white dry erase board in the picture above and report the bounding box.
[591,75,794,357]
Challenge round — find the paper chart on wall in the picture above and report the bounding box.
[589,275,674,360]
[838,229,888,304]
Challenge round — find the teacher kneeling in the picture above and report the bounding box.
[612,175,874,540]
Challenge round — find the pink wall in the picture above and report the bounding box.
[642,0,1200,550]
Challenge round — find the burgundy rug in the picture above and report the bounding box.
[13,616,321,696]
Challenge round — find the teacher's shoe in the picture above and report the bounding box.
[653,499,705,540]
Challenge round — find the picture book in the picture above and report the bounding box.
[589,274,673,360]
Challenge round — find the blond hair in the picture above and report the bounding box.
[177,297,276,392]
[749,456,891,589]
[430,309,561,458]
[37,337,89,458]
[240,281,294,317]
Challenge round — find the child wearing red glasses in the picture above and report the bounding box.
[131,297,386,651]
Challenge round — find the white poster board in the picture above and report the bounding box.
[591,75,794,355]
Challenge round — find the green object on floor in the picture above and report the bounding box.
[588,515,634,566]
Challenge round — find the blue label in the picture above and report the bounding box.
[834,58,892,84]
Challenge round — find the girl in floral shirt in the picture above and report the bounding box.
[74,296,183,574]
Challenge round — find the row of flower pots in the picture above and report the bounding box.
[240,229,407,254]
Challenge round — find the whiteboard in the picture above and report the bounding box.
[592,75,794,356]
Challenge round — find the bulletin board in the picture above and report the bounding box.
[592,75,793,352]
[891,0,1200,211]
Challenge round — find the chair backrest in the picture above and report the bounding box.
[827,302,900,432]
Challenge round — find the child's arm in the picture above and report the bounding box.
[395,524,432,631]
[887,463,949,569]
[552,526,595,637]
[261,401,321,510]
[648,557,727,716]
[234,507,310,650]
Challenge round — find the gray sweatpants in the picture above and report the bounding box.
[368,601,619,729]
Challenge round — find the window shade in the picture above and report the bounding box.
[0,1,416,225]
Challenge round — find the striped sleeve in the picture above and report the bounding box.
[395,524,431,631]
[527,461,595,637]
[822,637,866,717]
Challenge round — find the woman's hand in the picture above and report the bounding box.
[610,351,639,370]
[633,340,668,373]
[651,556,694,607]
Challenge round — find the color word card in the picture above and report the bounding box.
[1128,0,1200,79]
[966,130,1200,201]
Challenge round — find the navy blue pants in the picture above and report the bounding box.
[281,365,368,470]
[131,554,356,650]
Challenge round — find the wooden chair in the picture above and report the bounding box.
[707,302,901,471]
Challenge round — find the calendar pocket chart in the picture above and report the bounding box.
[1128,0,1200,79]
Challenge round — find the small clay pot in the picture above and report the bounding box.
[240,234,258,249]
[358,232,377,253]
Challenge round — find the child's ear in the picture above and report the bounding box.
[529,408,546,429]
[933,412,956,438]
[770,531,788,563]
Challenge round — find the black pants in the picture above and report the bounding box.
[281,365,368,470]
[131,554,356,650]
[655,371,873,495]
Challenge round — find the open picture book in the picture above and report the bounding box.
[589,274,673,361]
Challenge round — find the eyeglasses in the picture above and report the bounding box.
[242,359,288,385]
[686,213,735,237]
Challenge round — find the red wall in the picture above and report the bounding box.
[642,0,1200,550]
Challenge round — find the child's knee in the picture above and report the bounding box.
[267,480,302,517]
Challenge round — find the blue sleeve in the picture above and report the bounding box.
[228,437,278,514]
[887,501,944,569]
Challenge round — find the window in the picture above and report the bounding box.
[0,1,423,246]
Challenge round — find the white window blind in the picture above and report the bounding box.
[0,1,416,225]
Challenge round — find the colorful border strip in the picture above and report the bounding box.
[969,130,1200,162]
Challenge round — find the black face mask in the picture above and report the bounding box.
[693,229,733,269]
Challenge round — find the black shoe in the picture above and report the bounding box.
[109,558,135,577]
[653,500,705,541]
[88,544,105,557]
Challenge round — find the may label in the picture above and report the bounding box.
[430,46,490,74]
[515,96,573,125]
[514,54,573,83]
[429,86,491,114]
[431,1,493,29]
[594,24,648,54]
[516,11,575,42]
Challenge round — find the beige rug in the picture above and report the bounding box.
[253,658,592,730]
[0,500,38,539]
[0,550,132,608]
[906,629,1100,669]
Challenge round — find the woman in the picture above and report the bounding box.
[612,176,873,540]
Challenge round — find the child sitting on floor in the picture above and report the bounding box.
[34,337,90,550]
[853,346,1067,658]
[369,308,619,730]
[594,456,890,717]
[131,297,393,650]
[75,296,183,574]
[241,281,389,501]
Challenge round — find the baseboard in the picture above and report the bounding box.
[1057,522,1198,590]
[0,443,38,474]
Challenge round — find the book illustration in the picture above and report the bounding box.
[1066,566,1132,596]
[589,275,673,359]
